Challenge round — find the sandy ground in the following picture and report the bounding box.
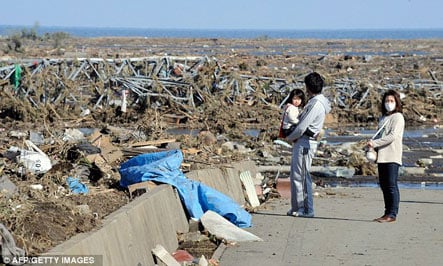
[220,187,443,266]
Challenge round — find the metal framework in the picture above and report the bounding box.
[1,56,441,118]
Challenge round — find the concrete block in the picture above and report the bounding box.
[231,161,258,180]
[47,185,188,266]
[220,167,246,205]
[186,167,245,205]
[186,168,226,194]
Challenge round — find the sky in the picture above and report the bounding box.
[2,0,443,30]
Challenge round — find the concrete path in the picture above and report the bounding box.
[219,187,443,266]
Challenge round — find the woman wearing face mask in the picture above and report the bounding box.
[367,90,405,223]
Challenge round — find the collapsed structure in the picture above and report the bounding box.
[1,55,441,125]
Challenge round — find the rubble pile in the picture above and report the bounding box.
[0,52,441,127]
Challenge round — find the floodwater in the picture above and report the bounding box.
[326,181,443,190]
[169,125,443,149]
[168,125,442,190]
[326,125,443,148]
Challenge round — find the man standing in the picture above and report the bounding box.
[286,72,331,217]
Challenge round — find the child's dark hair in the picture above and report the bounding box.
[284,88,306,108]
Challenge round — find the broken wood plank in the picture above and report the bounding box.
[127,181,157,199]
[129,139,177,147]
[239,171,260,208]
[182,148,202,155]
[151,244,181,266]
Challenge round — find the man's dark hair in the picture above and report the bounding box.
[304,72,324,94]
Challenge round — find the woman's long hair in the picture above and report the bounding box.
[381,89,402,115]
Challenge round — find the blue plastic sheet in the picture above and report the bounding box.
[119,149,252,228]
[66,177,89,194]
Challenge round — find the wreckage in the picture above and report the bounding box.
[1,55,441,125]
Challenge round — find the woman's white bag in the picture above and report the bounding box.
[365,147,378,163]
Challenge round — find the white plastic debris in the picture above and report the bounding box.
[30,184,43,190]
[273,139,292,149]
[200,210,262,242]
[9,140,52,174]
[62,128,85,142]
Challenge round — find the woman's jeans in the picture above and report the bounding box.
[378,163,400,218]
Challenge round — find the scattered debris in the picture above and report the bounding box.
[200,211,263,243]
[239,171,260,208]
[152,244,181,266]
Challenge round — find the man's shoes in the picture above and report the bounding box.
[287,210,314,218]
[286,210,299,216]
[297,212,314,218]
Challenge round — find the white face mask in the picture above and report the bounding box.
[385,102,396,112]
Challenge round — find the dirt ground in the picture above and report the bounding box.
[0,36,442,257]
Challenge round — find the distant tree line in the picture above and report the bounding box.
[2,22,70,54]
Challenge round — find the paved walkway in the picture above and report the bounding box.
[219,187,443,266]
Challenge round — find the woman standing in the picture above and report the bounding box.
[367,90,405,223]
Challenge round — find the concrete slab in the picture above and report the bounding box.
[186,167,245,205]
[47,185,188,266]
[45,162,258,265]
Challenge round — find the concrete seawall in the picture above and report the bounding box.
[47,161,256,265]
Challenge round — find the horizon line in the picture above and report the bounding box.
[1,24,443,31]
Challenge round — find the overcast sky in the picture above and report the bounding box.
[2,0,442,30]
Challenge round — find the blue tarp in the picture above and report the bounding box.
[119,149,252,228]
[66,176,89,194]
